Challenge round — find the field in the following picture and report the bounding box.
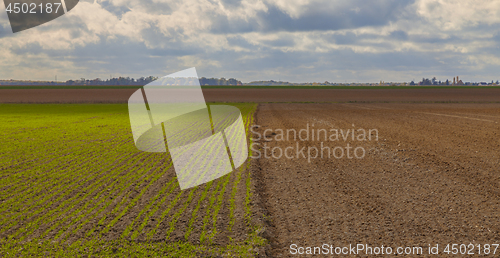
[2,87,500,103]
[0,103,265,257]
[2,88,500,257]
[254,103,500,256]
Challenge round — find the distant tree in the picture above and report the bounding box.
[228,78,239,85]
[199,77,242,86]
[420,78,432,85]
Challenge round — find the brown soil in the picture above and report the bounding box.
[1,88,500,103]
[205,89,500,103]
[253,103,500,257]
[0,89,138,103]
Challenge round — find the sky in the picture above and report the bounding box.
[0,0,500,83]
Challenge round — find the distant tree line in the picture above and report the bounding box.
[65,76,158,86]
[199,77,242,86]
[246,80,335,86]
[0,76,242,86]
[2,76,499,86]
[410,77,449,86]
[410,77,500,86]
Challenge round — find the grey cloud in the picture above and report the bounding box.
[260,37,295,47]
[0,23,12,38]
[133,0,173,16]
[100,1,131,18]
[226,35,257,50]
[211,0,415,33]
[490,32,500,42]
[210,15,259,34]
[199,44,441,77]
[409,34,462,44]
[11,42,45,55]
[9,34,201,78]
[316,49,440,71]
[0,11,12,37]
[332,32,358,45]
[389,30,408,40]
[219,0,243,9]
[203,40,500,82]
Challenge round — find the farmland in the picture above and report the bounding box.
[0,103,265,257]
[2,86,500,103]
[254,103,500,256]
[2,87,500,257]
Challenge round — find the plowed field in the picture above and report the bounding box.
[253,103,500,257]
[2,89,500,257]
[2,88,500,103]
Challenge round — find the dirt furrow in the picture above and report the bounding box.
[254,103,500,257]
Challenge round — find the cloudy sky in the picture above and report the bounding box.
[0,0,499,83]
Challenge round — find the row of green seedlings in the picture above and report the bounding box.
[244,106,256,227]
[0,128,131,217]
[198,106,256,244]
[227,105,255,232]
[0,135,131,231]
[6,104,261,256]
[91,117,218,241]
[182,181,214,241]
[208,104,257,244]
[64,164,174,244]
[241,104,267,252]
[121,176,177,240]
[0,138,111,218]
[119,117,231,242]
[0,113,86,169]
[6,138,151,243]
[117,120,217,241]
[0,134,135,238]
[179,104,256,245]
[0,110,118,192]
[41,151,168,242]
[119,114,233,242]
[145,128,225,241]
[201,104,251,236]
[175,117,241,243]
[0,120,129,225]
[0,113,123,191]
[94,155,172,239]
[1,117,141,235]
[2,237,252,257]
[45,105,250,246]
[16,149,162,250]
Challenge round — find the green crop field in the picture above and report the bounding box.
[0,103,264,257]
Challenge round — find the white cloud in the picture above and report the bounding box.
[264,0,311,18]
[415,0,500,30]
[0,0,499,82]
